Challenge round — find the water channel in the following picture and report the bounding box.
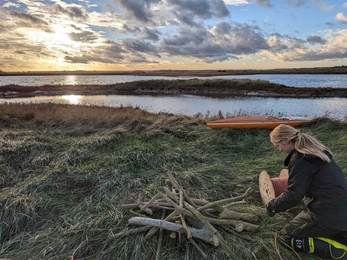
[1,74,346,120]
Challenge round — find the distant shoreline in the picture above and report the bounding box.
[1,66,347,77]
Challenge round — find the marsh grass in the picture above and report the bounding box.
[114,78,278,91]
[0,103,346,259]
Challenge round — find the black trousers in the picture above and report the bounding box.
[278,210,343,244]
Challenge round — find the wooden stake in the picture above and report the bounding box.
[155,209,166,260]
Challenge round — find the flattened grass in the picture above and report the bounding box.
[0,103,346,259]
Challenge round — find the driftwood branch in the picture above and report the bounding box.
[156,209,166,260]
[207,217,259,232]
[185,203,235,258]
[196,188,252,211]
[219,208,258,222]
[114,226,152,238]
[128,217,219,246]
[179,190,192,239]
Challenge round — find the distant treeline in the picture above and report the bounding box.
[0,66,347,76]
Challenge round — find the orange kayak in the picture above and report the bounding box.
[206,116,312,129]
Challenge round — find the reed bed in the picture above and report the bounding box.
[0,103,346,260]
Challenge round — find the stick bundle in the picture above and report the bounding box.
[118,172,259,259]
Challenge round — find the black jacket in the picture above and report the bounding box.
[268,149,347,231]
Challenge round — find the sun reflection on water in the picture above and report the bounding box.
[61,95,83,105]
[65,75,77,85]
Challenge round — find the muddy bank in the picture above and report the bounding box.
[1,80,347,98]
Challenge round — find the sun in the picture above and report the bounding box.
[46,23,82,52]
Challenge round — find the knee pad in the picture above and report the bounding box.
[291,237,347,259]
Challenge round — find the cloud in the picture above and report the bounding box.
[123,38,160,56]
[159,22,269,62]
[2,2,21,8]
[68,31,99,43]
[1,0,347,71]
[312,0,334,12]
[112,0,229,28]
[51,4,89,22]
[0,7,49,28]
[260,29,347,62]
[285,0,305,8]
[113,0,158,23]
[335,12,347,23]
[168,0,229,19]
[306,35,327,45]
[251,0,273,8]
[224,0,272,7]
[142,28,161,41]
[343,2,347,8]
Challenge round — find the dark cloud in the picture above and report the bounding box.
[220,22,269,54]
[103,41,126,60]
[113,0,228,27]
[114,0,160,22]
[162,27,207,46]
[123,38,160,56]
[168,0,229,20]
[306,35,327,45]
[159,22,269,62]
[174,13,200,27]
[52,4,89,21]
[142,27,161,41]
[65,52,119,64]
[68,31,99,43]
[120,25,161,41]
[65,55,90,64]
[1,7,49,28]
[285,0,305,8]
[252,0,273,8]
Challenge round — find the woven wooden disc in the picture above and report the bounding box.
[259,170,275,205]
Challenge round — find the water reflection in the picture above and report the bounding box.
[61,95,82,104]
[64,75,77,85]
[1,94,346,120]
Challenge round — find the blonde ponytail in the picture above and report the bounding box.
[270,124,332,162]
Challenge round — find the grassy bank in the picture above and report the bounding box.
[0,103,346,260]
[2,78,347,98]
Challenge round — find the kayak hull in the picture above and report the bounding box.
[206,116,312,129]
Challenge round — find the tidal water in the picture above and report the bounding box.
[0,74,347,120]
[1,74,347,88]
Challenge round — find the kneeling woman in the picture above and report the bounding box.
[266,124,347,259]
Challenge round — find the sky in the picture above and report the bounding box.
[0,0,347,72]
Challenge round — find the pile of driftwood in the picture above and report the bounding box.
[118,173,259,259]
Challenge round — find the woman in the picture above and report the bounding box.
[267,124,347,259]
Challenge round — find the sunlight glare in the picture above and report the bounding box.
[61,95,83,105]
[65,75,77,85]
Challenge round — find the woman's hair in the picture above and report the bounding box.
[270,124,332,162]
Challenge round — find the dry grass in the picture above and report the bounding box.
[0,103,345,260]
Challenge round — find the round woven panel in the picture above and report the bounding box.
[259,170,275,205]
